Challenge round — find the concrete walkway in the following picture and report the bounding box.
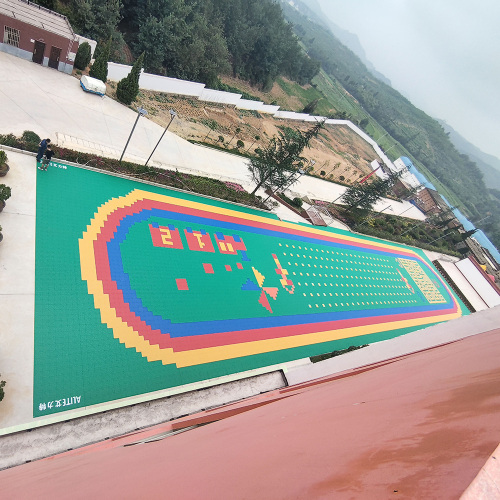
[0,51,425,221]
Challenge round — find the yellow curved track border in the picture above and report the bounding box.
[79,189,462,367]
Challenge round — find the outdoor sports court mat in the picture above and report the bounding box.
[33,162,469,417]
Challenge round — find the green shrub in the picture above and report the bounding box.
[21,130,41,151]
[117,53,144,105]
[292,197,303,208]
[212,80,261,101]
[0,134,21,148]
[201,119,218,130]
[0,150,7,164]
[74,42,92,70]
[89,39,111,83]
[236,139,244,149]
[0,184,11,202]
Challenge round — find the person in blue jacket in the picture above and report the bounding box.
[36,138,51,164]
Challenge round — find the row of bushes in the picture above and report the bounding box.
[355,224,461,256]
[0,131,41,152]
[187,139,254,159]
[56,147,268,209]
[313,203,461,256]
[0,132,268,210]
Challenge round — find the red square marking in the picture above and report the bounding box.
[203,263,214,274]
[176,278,189,290]
[225,265,232,272]
[236,263,243,269]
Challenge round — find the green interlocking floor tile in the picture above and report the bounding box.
[33,163,470,418]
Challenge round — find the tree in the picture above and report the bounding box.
[248,121,323,195]
[34,0,55,10]
[340,169,406,212]
[0,183,11,202]
[203,121,217,141]
[359,118,369,129]
[71,0,122,42]
[116,52,144,105]
[89,39,111,83]
[461,228,479,240]
[74,42,92,70]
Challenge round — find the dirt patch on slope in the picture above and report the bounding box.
[106,81,378,186]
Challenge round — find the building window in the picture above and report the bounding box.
[4,26,20,47]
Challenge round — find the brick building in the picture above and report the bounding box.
[409,186,448,215]
[0,0,78,73]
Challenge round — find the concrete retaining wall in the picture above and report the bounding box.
[0,370,286,470]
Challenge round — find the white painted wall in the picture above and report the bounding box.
[107,62,206,97]
[107,62,132,81]
[259,105,280,114]
[199,88,241,105]
[237,99,264,111]
[274,111,310,120]
[141,73,205,96]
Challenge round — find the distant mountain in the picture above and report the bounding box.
[286,0,329,28]
[438,119,500,191]
[289,0,392,86]
[280,0,500,249]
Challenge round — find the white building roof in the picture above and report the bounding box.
[390,157,422,190]
[0,0,75,40]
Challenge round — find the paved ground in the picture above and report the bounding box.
[0,150,35,431]
[0,51,425,221]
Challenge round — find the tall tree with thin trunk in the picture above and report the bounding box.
[249,121,323,195]
[340,168,407,211]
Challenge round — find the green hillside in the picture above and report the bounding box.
[35,0,500,249]
[280,0,500,248]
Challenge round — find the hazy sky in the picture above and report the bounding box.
[317,0,500,160]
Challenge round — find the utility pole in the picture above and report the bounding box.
[145,109,177,166]
[120,107,148,163]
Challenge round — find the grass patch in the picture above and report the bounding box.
[275,77,333,116]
